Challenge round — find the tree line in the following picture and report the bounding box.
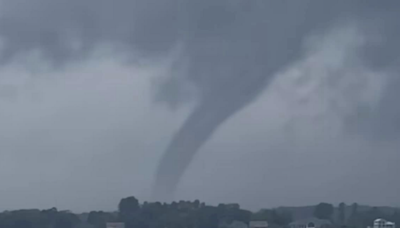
[313,202,400,228]
[0,197,398,228]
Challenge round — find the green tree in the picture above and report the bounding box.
[347,203,359,228]
[196,206,220,228]
[193,200,200,209]
[272,210,293,226]
[314,203,334,220]
[351,203,358,218]
[88,211,115,228]
[251,209,270,221]
[390,210,400,228]
[251,209,292,226]
[119,196,140,215]
[118,196,140,228]
[54,211,80,228]
[338,202,346,225]
[359,207,385,228]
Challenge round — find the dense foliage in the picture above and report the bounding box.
[0,198,399,228]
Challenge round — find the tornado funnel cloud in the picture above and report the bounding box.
[151,68,281,201]
[151,101,235,200]
[149,1,349,201]
[152,99,250,201]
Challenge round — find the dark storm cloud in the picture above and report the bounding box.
[0,0,399,202]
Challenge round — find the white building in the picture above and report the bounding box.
[373,219,395,228]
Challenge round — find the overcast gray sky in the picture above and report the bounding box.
[0,0,399,212]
